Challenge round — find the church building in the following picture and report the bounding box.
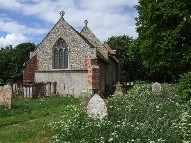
[23,11,119,97]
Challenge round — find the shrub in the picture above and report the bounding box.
[12,88,23,99]
[6,79,14,84]
[0,79,4,85]
[176,72,191,103]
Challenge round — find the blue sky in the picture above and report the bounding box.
[0,0,138,48]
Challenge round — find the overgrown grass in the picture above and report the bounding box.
[1,85,191,142]
[50,84,191,143]
[0,96,79,143]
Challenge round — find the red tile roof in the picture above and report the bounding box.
[103,42,116,55]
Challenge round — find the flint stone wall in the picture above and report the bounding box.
[80,26,108,60]
[0,85,12,108]
[37,18,96,71]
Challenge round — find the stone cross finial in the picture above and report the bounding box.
[60,10,65,18]
[84,20,88,26]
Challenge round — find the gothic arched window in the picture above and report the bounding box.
[53,38,68,69]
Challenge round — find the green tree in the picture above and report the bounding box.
[13,42,36,81]
[107,35,134,82]
[0,45,14,81]
[176,72,191,103]
[128,38,146,81]
[135,0,191,82]
[0,42,36,82]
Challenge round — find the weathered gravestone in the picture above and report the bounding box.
[87,94,107,121]
[114,81,123,95]
[152,82,161,93]
[0,84,12,108]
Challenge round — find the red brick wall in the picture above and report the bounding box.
[84,56,100,89]
[84,56,91,69]
[91,68,100,89]
[23,55,38,84]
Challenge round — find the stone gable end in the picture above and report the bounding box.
[37,18,96,71]
[81,27,108,60]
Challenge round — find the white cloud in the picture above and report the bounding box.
[0,0,139,42]
[0,19,48,35]
[0,0,21,9]
[0,33,28,48]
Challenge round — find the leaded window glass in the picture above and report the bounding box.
[53,38,68,69]
[59,48,64,68]
[54,49,59,69]
[64,47,68,69]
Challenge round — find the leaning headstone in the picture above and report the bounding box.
[114,81,123,95]
[87,94,107,121]
[152,82,161,93]
[0,84,12,108]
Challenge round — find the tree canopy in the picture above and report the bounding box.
[135,0,191,82]
[0,42,36,83]
[107,35,134,82]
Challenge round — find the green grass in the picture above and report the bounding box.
[0,96,80,143]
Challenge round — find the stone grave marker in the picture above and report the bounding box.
[87,94,107,121]
[0,84,12,108]
[114,81,123,95]
[152,82,161,93]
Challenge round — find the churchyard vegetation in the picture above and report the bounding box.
[0,96,79,142]
[0,84,190,142]
[49,84,191,143]
[176,72,191,103]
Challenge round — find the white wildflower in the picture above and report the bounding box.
[108,137,113,142]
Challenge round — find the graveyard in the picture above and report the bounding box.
[0,0,191,142]
[0,83,191,143]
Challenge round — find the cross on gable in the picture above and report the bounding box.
[60,10,65,18]
[84,20,88,26]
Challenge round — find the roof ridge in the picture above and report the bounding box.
[103,42,116,55]
[37,18,63,46]
[80,26,103,45]
[67,23,94,48]
[37,17,95,49]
